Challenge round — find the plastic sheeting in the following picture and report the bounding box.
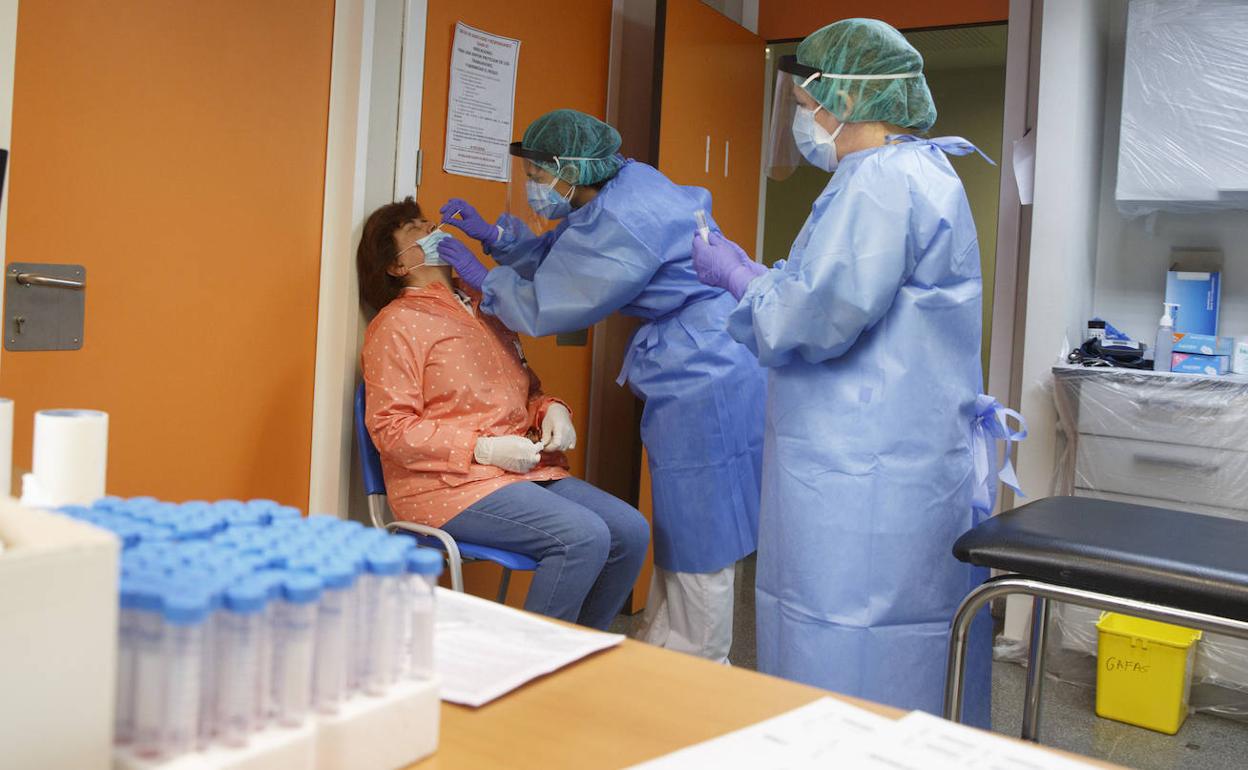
[1116,0,1248,217]
[1011,366,1248,718]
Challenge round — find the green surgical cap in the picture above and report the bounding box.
[796,18,937,132]
[521,109,624,185]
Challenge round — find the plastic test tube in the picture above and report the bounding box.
[272,573,323,726]
[252,569,286,726]
[197,577,228,750]
[405,549,444,680]
[313,560,356,713]
[343,549,368,695]
[115,579,147,745]
[362,546,404,695]
[218,581,268,747]
[161,588,211,758]
[694,209,710,243]
[131,581,167,758]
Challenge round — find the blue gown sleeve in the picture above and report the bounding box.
[480,210,660,337]
[727,156,917,368]
[483,214,560,281]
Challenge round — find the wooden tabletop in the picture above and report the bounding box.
[410,637,1125,769]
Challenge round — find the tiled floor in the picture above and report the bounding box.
[611,554,1248,769]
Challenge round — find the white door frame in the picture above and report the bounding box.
[0,0,19,377]
[308,0,427,517]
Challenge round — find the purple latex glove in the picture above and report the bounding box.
[437,238,489,290]
[439,198,498,247]
[691,231,768,300]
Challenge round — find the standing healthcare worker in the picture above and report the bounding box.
[433,109,766,663]
[690,19,1024,723]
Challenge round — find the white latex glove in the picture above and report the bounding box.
[540,403,577,452]
[474,435,542,474]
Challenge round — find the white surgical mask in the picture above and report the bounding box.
[792,106,846,173]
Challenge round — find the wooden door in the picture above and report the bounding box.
[629,0,766,608]
[3,2,335,505]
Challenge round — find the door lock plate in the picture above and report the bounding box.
[4,263,86,351]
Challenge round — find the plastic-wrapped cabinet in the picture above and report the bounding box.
[1049,366,1248,717]
[1116,0,1248,217]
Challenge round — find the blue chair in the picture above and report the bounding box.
[353,381,537,602]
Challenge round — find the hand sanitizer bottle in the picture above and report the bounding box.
[1154,303,1179,371]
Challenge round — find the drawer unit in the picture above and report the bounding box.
[1074,434,1248,512]
[1072,373,1248,451]
[1051,367,1248,702]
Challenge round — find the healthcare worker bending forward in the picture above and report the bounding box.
[434,109,766,662]
[691,19,1023,723]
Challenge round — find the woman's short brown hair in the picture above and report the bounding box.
[357,197,422,314]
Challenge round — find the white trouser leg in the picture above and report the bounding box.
[638,564,735,663]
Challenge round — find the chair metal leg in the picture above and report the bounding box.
[946,575,1248,729]
[1021,596,1051,742]
[497,568,512,603]
[944,580,998,723]
[387,521,465,592]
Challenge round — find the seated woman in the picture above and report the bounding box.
[357,198,649,629]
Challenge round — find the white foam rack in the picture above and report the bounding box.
[114,678,440,770]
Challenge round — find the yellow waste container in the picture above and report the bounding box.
[1095,613,1201,734]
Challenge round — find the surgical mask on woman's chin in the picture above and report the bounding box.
[525,178,574,220]
[792,106,846,173]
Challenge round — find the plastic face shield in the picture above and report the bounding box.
[767,55,825,181]
[505,141,582,230]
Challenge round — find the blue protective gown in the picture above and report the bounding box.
[726,137,994,726]
[480,159,765,574]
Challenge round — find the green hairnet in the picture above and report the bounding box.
[521,109,624,185]
[796,18,936,131]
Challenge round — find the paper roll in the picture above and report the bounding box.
[0,398,12,498]
[29,409,109,507]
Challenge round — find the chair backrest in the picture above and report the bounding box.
[353,381,387,497]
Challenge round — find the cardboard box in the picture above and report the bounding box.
[1166,270,1221,335]
[0,500,120,770]
[1171,352,1231,376]
[1172,333,1234,356]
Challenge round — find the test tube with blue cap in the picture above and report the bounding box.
[405,549,443,680]
[115,578,148,745]
[362,545,405,694]
[161,587,212,758]
[313,558,356,713]
[272,572,322,726]
[218,580,268,747]
[251,569,287,725]
[130,580,167,757]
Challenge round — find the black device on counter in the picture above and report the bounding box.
[1068,338,1152,369]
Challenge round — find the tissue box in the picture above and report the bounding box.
[1173,333,1233,356]
[0,502,120,770]
[1171,352,1230,376]
[1166,271,1221,335]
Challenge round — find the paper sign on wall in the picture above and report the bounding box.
[443,22,520,182]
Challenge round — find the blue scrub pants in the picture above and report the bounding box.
[441,478,649,630]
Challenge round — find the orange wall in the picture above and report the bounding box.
[418,0,614,605]
[759,0,1008,40]
[417,0,614,481]
[4,1,334,506]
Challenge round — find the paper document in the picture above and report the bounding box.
[434,587,623,707]
[443,22,520,182]
[631,702,1102,769]
[838,710,1101,769]
[628,697,893,769]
